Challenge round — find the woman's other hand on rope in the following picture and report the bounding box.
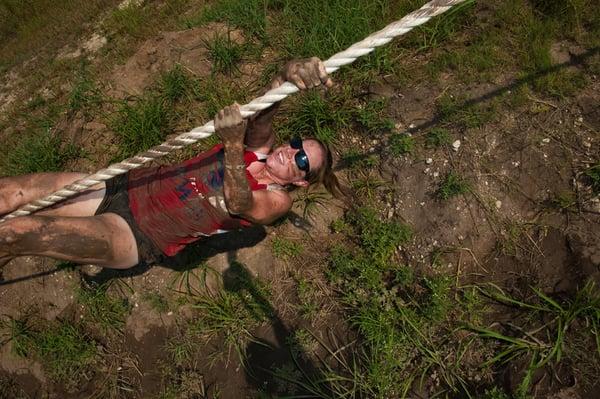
[215,103,247,147]
[271,57,334,91]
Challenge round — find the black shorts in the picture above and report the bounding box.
[95,173,164,266]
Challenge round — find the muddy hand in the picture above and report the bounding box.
[214,103,247,146]
[283,57,333,90]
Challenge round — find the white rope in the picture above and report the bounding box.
[0,0,466,223]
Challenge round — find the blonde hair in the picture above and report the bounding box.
[305,138,346,199]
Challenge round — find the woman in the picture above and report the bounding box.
[0,58,341,269]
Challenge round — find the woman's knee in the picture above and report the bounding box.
[0,216,48,253]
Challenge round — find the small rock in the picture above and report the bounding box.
[452,140,461,151]
[433,171,439,177]
[426,158,433,164]
[541,138,550,144]
[424,168,430,174]
[495,200,502,209]
[409,123,416,129]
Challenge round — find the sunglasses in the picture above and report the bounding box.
[289,137,310,173]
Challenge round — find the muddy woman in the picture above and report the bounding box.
[0,58,343,270]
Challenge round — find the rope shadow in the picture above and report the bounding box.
[334,46,599,172]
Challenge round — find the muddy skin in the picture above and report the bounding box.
[0,217,112,262]
[222,143,253,214]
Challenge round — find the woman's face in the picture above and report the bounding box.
[265,139,325,185]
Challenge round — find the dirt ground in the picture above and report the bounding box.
[1,2,599,398]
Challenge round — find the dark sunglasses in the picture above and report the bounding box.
[289,137,310,173]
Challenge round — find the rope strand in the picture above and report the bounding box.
[0,0,466,223]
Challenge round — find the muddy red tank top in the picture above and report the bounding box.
[127,144,266,256]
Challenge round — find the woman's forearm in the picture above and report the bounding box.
[244,74,284,148]
[222,142,253,215]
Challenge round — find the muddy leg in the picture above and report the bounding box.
[0,214,139,269]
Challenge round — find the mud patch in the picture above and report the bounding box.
[110,23,244,97]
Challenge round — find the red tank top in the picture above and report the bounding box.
[127,144,267,256]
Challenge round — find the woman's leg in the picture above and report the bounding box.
[0,213,139,269]
[0,172,105,217]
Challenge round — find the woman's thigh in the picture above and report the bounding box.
[1,172,105,217]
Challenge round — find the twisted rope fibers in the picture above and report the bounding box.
[1,0,466,223]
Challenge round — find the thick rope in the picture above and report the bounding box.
[0,0,466,223]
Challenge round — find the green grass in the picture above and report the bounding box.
[2,315,97,387]
[295,278,319,318]
[354,99,395,135]
[425,127,452,148]
[437,93,496,129]
[77,282,131,334]
[69,66,102,113]
[389,133,414,156]
[406,0,475,52]
[437,172,470,200]
[187,0,270,41]
[160,64,195,103]
[584,163,600,194]
[112,95,175,159]
[278,91,351,144]
[194,76,250,121]
[351,172,388,201]
[205,33,245,75]
[469,282,600,397]
[143,291,170,313]
[276,0,395,59]
[1,128,81,176]
[271,237,303,260]
[294,188,331,220]
[315,207,498,397]
[175,262,274,364]
[0,0,116,68]
[340,148,379,170]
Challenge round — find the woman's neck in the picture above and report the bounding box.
[249,163,286,186]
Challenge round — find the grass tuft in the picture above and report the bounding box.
[437,172,470,200]
[77,282,131,334]
[205,33,244,75]
[2,315,97,387]
[354,99,395,135]
[272,237,303,260]
[389,133,414,156]
[1,129,81,176]
[112,95,174,159]
[160,64,194,102]
[425,127,452,148]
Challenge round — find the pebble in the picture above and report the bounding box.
[542,138,550,144]
[409,123,416,129]
[495,200,502,209]
[452,140,461,151]
[426,158,433,164]
[433,171,439,177]
[424,168,430,174]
